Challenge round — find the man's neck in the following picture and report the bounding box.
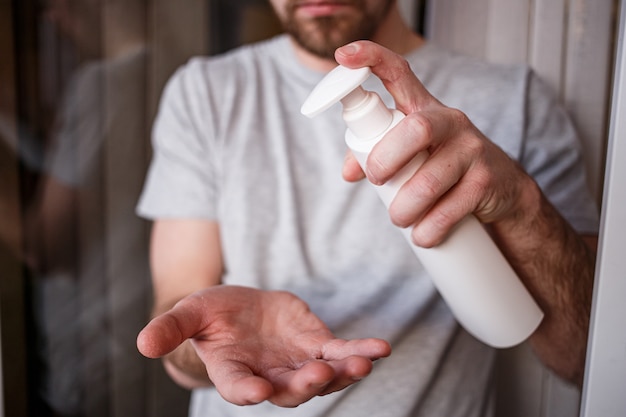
[290,5,424,73]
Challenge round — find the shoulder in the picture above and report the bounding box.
[410,43,532,109]
[409,44,541,154]
[156,35,291,117]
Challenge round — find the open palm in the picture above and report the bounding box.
[137,285,391,407]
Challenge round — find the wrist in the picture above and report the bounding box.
[493,174,544,236]
[163,341,213,389]
[485,173,555,271]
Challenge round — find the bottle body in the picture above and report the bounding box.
[346,110,544,348]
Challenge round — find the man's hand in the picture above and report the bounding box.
[137,285,391,407]
[336,40,533,248]
[335,41,596,385]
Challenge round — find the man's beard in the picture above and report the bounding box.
[281,1,393,59]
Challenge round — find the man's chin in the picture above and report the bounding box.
[290,24,361,59]
[296,39,343,60]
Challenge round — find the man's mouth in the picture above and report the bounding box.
[293,1,354,18]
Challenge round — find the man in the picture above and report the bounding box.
[136,0,599,416]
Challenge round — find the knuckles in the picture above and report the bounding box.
[376,101,512,242]
[385,57,414,84]
[447,107,471,129]
[404,112,434,144]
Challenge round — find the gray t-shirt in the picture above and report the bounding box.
[137,35,598,417]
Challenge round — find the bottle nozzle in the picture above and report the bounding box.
[301,65,394,140]
[341,87,393,139]
[341,85,369,111]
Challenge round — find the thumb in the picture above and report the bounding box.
[137,300,206,358]
[342,151,366,182]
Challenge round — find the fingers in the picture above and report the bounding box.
[205,359,275,405]
[267,357,375,407]
[366,108,461,186]
[202,338,391,407]
[267,361,336,407]
[334,40,440,189]
[335,40,437,114]
[322,338,392,361]
[334,41,494,244]
[342,107,460,186]
[385,126,471,228]
[317,356,374,396]
[208,358,338,407]
[306,338,391,398]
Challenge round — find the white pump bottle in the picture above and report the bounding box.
[301,65,543,348]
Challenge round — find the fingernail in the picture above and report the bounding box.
[310,380,330,390]
[338,43,359,56]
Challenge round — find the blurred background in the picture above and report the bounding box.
[0,0,617,416]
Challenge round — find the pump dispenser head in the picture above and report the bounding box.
[301,65,394,139]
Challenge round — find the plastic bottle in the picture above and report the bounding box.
[301,65,543,348]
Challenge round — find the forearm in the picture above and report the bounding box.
[490,176,596,385]
[147,219,225,389]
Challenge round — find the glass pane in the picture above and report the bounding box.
[2,0,281,415]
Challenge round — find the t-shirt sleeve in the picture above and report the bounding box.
[136,61,220,220]
[521,71,599,234]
